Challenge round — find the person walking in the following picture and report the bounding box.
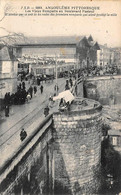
[34,86,37,96]
[20,128,27,142]
[44,106,49,117]
[44,74,46,83]
[75,85,78,96]
[4,93,8,106]
[26,93,31,102]
[28,86,33,99]
[69,78,73,87]
[22,81,26,90]
[40,85,43,94]
[5,105,9,117]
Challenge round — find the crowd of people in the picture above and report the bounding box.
[3,81,45,117]
[4,64,117,117]
[77,65,118,78]
[4,82,39,106]
[65,78,73,90]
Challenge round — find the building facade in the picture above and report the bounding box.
[0,45,18,109]
[77,35,100,69]
[15,35,101,74]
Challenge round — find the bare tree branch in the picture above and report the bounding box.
[0,3,10,22]
[0,15,5,22]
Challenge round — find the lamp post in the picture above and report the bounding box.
[87,49,90,70]
[55,54,58,95]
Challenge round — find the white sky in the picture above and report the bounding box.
[0,0,121,47]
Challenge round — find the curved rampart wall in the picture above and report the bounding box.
[53,100,102,194]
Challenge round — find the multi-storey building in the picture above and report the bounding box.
[97,44,112,67]
[0,45,18,109]
[96,44,121,69]
[15,35,101,74]
[113,48,121,71]
[77,35,100,69]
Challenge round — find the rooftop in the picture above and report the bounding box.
[16,35,85,46]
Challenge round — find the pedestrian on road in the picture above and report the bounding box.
[65,80,70,90]
[49,96,54,108]
[44,74,46,83]
[5,105,9,117]
[65,84,70,90]
[54,85,59,92]
[4,93,8,106]
[20,128,27,142]
[75,85,78,95]
[40,85,43,94]
[26,93,31,102]
[22,81,26,90]
[34,86,37,96]
[4,92,11,105]
[37,77,40,86]
[44,106,49,117]
[69,78,73,87]
[28,86,33,99]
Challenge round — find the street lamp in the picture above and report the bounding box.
[55,54,58,96]
[87,49,90,70]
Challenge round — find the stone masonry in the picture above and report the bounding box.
[83,75,121,105]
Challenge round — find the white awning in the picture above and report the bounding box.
[53,90,75,103]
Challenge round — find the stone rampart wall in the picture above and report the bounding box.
[0,115,53,194]
[84,75,121,105]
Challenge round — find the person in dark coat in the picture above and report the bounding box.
[4,92,11,105]
[5,105,9,117]
[40,85,43,94]
[44,106,49,117]
[20,128,27,141]
[69,78,73,87]
[28,86,33,99]
[65,84,70,90]
[34,86,37,96]
[10,93,15,105]
[65,80,70,90]
[54,85,59,92]
[4,93,8,106]
[22,81,26,90]
[19,83,22,90]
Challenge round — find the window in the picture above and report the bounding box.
[112,136,117,146]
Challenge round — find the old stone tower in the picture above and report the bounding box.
[52,97,102,194]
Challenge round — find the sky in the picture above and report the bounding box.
[0,0,121,48]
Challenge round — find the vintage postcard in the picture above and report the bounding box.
[0,0,121,194]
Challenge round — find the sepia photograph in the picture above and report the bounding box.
[0,0,121,194]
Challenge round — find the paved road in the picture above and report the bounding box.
[0,78,66,169]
